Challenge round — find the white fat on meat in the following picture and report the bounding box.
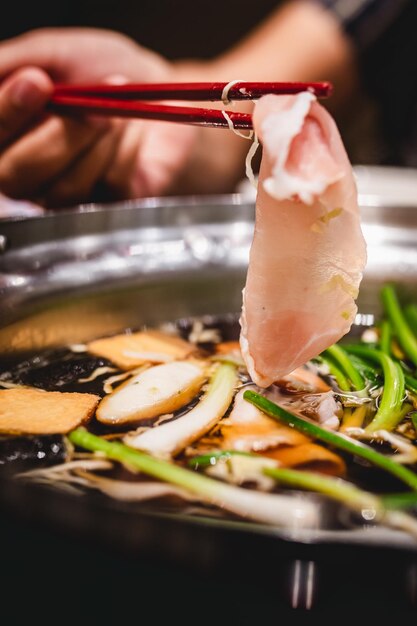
[240,93,367,387]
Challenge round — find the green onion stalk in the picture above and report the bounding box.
[412,412,417,436]
[381,491,417,510]
[264,467,417,538]
[404,373,417,397]
[404,304,417,338]
[243,390,417,491]
[345,345,405,433]
[320,345,370,430]
[381,284,417,368]
[317,354,351,391]
[264,467,379,512]
[379,319,392,355]
[68,429,319,528]
[124,362,237,458]
[348,353,381,386]
[190,450,417,537]
[322,344,366,392]
[188,449,255,469]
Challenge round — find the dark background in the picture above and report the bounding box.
[1,477,417,621]
[0,0,280,59]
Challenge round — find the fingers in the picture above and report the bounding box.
[0,67,53,147]
[42,122,124,208]
[102,120,198,199]
[0,30,61,77]
[0,114,111,199]
[133,121,196,195]
[0,28,169,84]
[0,29,100,79]
[101,121,145,198]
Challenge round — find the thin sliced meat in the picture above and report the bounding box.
[240,93,366,387]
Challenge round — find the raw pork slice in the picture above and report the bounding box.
[240,93,367,387]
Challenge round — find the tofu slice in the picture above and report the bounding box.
[87,330,195,370]
[0,388,100,435]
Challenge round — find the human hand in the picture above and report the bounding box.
[0,28,189,207]
[0,28,253,208]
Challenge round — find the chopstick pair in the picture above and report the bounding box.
[50,81,332,130]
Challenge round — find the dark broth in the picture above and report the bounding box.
[1,315,416,528]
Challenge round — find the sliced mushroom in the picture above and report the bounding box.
[96,360,206,425]
[87,330,195,370]
[124,363,237,457]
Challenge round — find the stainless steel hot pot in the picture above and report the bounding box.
[1,166,417,610]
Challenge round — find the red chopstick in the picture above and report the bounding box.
[52,80,332,101]
[49,95,253,129]
[49,81,332,129]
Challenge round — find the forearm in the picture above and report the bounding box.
[176,1,356,105]
[169,1,356,194]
